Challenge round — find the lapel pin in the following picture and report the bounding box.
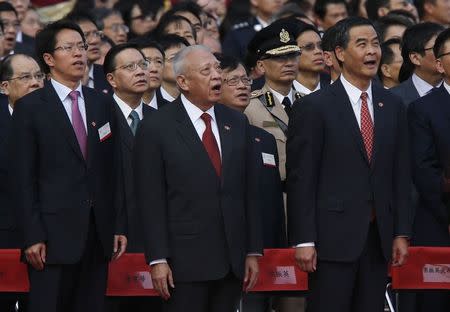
[255,137,261,142]
[91,121,96,127]
[102,89,109,94]
[378,102,384,107]
[224,125,231,131]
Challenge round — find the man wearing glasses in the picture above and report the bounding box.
[66,11,112,94]
[408,27,450,312]
[9,20,127,312]
[0,2,34,58]
[96,8,128,45]
[0,53,43,312]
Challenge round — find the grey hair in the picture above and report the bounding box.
[172,45,212,76]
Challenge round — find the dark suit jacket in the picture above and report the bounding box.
[408,86,450,247]
[93,64,112,95]
[10,82,125,264]
[113,100,155,252]
[222,17,261,61]
[0,97,20,248]
[15,33,36,58]
[391,77,420,106]
[286,79,412,262]
[250,126,286,248]
[134,98,262,282]
[155,88,170,107]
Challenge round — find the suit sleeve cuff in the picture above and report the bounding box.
[247,253,263,257]
[149,258,167,266]
[295,242,315,248]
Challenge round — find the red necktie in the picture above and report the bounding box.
[360,92,373,162]
[201,113,221,177]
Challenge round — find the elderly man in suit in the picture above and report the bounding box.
[408,27,450,312]
[9,20,127,312]
[287,17,412,312]
[134,45,262,312]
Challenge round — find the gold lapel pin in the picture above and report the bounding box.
[224,125,231,131]
[378,102,384,107]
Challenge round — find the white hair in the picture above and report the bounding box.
[172,45,212,76]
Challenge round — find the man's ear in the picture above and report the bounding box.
[381,63,392,78]
[378,7,389,18]
[334,46,345,64]
[43,53,55,69]
[1,81,10,96]
[176,74,189,92]
[436,58,445,75]
[256,60,266,75]
[106,73,116,89]
[409,52,421,67]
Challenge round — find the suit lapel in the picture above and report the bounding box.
[113,100,134,151]
[370,85,388,172]
[0,102,11,144]
[332,80,370,165]
[215,104,232,184]
[44,83,85,163]
[83,87,101,169]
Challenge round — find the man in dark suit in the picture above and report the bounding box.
[287,17,411,312]
[134,45,262,312]
[407,27,450,312]
[66,11,112,95]
[0,53,44,312]
[9,20,127,312]
[103,42,161,312]
[392,22,444,106]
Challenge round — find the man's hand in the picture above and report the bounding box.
[392,237,409,266]
[244,255,259,292]
[151,263,174,300]
[112,235,127,260]
[295,246,317,272]
[25,242,46,270]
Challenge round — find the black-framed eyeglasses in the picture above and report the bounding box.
[438,51,450,58]
[8,72,45,83]
[54,42,89,53]
[299,42,323,52]
[113,59,150,72]
[223,76,252,87]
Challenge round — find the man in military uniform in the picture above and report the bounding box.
[244,22,301,183]
[222,0,284,61]
[244,20,305,312]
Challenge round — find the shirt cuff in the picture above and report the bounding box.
[149,258,167,266]
[247,253,263,257]
[295,242,315,248]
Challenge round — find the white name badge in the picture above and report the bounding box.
[98,122,111,141]
[262,152,276,167]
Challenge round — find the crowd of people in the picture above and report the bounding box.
[0,0,449,312]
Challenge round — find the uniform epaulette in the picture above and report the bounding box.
[250,89,264,99]
[232,21,250,30]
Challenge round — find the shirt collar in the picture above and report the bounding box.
[181,94,216,124]
[147,93,158,109]
[255,16,270,28]
[88,65,94,80]
[8,104,13,116]
[16,31,22,43]
[269,86,294,105]
[340,74,372,107]
[412,73,442,97]
[160,86,176,102]
[51,78,84,103]
[293,80,320,95]
[444,82,450,96]
[113,93,143,120]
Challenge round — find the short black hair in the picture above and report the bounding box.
[334,17,377,50]
[157,34,190,52]
[35,20,86,74]
[322,24,339,52]
[91,8,122,30]
[374,14,414,41]
[214,53,247,74]
[65,10,99,29]
[314,0,348,19]
[114,0,164,29]
[0,54,38,81]
[365,0,389,21]
[399,22,444,79]
[103,43,146,75]
[101,34,115,47]
[0,2,18,17]
[415,0,435,19]
[154,13,196,42]
[170,1,203,24]
[378,37,401,80]
[434,28,450,59]
[128,37,165,58]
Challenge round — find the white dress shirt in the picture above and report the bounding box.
[8,104,13,116]
[113,93,144,126]
[146,93,158,110]
[293,80,321,95]
[412,73,443,97]
[51,79,87,132]
[296,74,374,249]
[160,86,176,102]
[444,82,450,95]
[87,65,94,89]
[269,87,294,107]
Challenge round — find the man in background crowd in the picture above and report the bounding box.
[378,38,403,88]
[366,0,418,21]
[314,0,349,31]
[415,0,450,26]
